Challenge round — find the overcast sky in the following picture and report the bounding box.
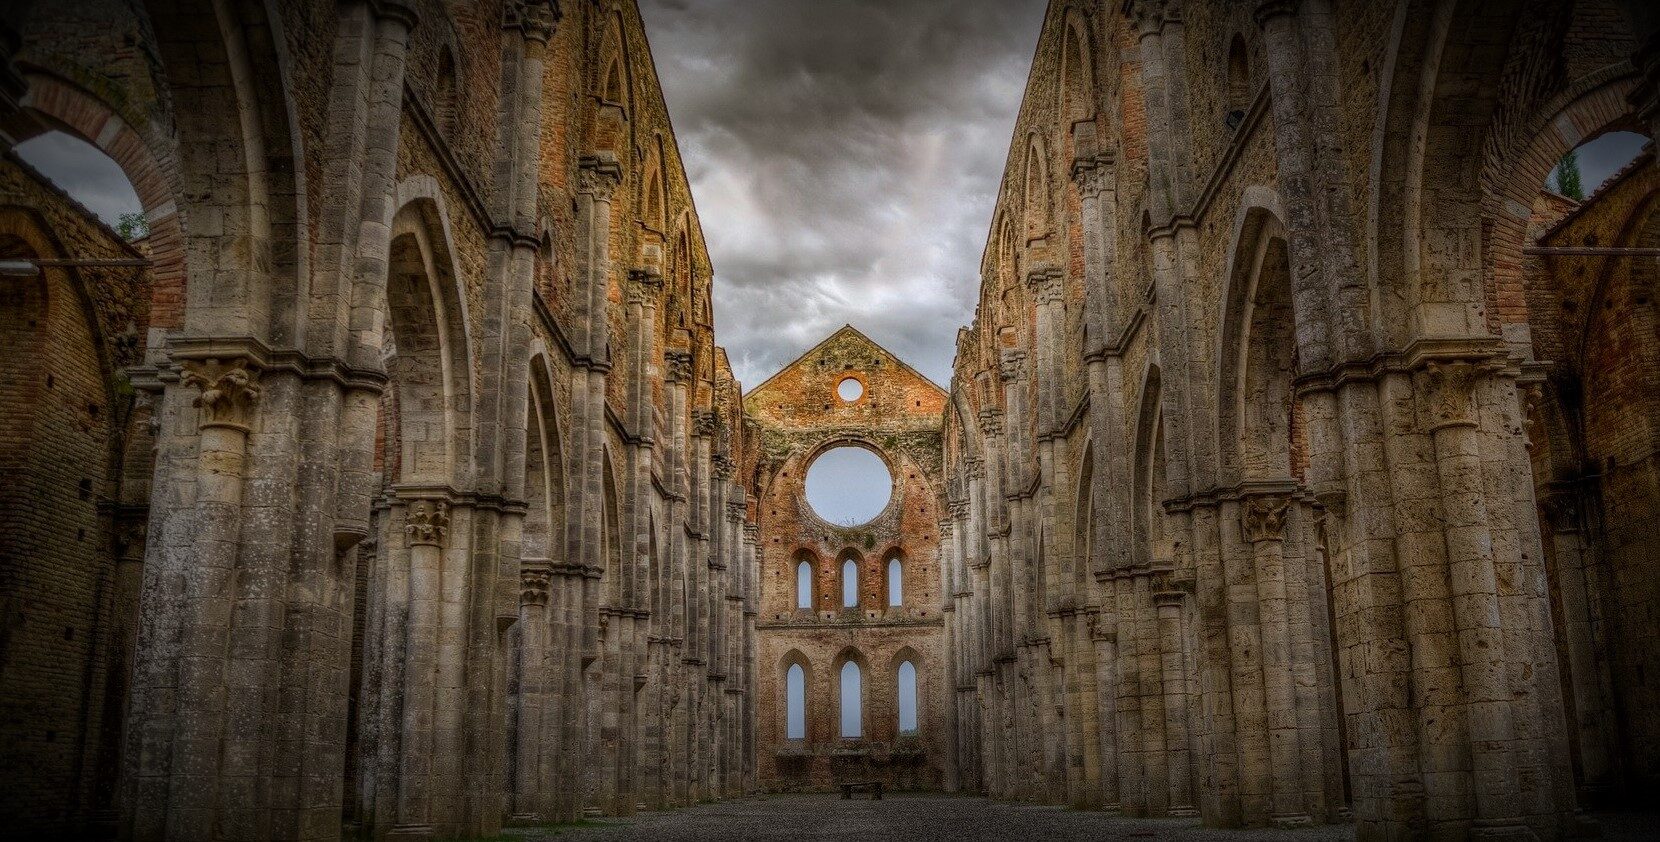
[12,5,1648,393]
[638,0,1048,388]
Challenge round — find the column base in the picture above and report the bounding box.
[1271,813,1313,828]
[385,824,434,841]
[505,813,543,826]
[1471,820,1539,841]
[1167,805,1199,817]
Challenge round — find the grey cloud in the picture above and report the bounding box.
[13,131,142,227]
[640,0,1047,387]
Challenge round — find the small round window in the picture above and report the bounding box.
[805,446,892,526]
[837,377,864,402]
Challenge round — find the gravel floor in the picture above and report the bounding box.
[505,795,1660,842]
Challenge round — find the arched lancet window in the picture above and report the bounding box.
[840,661,862,739]
[435,46,458,138]
[786,663,806,740]
[796,559,813,610]
[1226,35,1249,130]
[886,555,903,606]
[841,557,859,608]
[897,660,918,734]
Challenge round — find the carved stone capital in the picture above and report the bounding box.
[947,498,971,520]
[1128,0,1171,37]
[692,409,721,437]
[577,152,622,202]
[626,268,664,306]
[663,350,694,383]
[1071,154,1113,199]
[406,500,450,548]
[180,357,261,432]
[365,0,420,29]
[1415,360,1481,432]
[999,349,1027,383]
[712,453,735,481]
[1240,494,1290,543]
[1025,267,1064,306]
[964,457,986,480]
[976,410,1003,438]
[1253,0,1299,27]
[503,0,560,43]
[521,560,552,606]
[742,523,759,544]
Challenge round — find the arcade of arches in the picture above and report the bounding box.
[0,1,1659,841]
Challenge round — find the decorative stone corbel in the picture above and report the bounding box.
[405,500,451,548]
[1240,494,1290,543]
[181,357,262,432]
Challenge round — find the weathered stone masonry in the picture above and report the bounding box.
[942,0,1660,839]
[5,0,1660,840]
[0,1,756,839]
[744,326,951,793]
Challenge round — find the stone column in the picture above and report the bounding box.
[1240,493,1308,827]
[742,519,760,794]
[1155,588,1196,816]
[511,560,552,821]
[1414,361,1524,832]
[1538,488,1616,800]
[165,357,261,839]
[389,498,450,840]
[570,153,618,820]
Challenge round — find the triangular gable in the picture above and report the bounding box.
[743,324,946,401]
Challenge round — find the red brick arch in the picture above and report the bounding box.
[1481,68,1642,335]
[19,71,186,331]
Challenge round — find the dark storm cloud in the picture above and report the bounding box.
[639,0,1048,388]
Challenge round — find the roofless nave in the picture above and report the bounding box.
[1,1,1658,840]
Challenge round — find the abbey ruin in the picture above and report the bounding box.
[0,0,1657,840]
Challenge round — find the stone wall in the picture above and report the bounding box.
[0,1,758,839]
[746,326,950,792]
[0,156,151,836]
[941,1,1660,839]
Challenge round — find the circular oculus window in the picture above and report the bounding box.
[804,445,892,526]
[837,377,864,402]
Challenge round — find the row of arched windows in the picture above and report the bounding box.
[784,659,919,740]
[795,552,905,610]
